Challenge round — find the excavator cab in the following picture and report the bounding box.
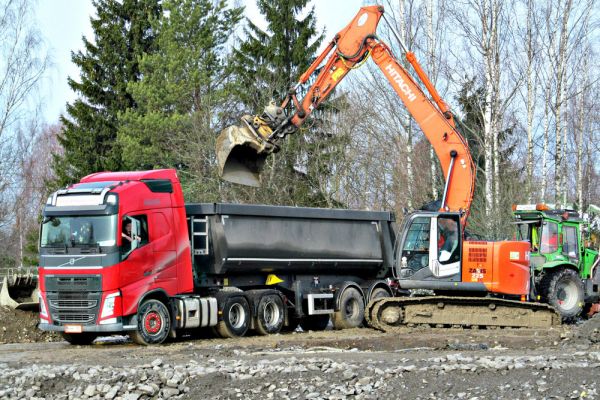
[397,212,463,286]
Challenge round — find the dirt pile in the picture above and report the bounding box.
[0,307,59,344]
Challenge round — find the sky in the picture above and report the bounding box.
[35,0,365,124]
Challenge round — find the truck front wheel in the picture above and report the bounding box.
[216,296,250,338]
[540,268,584,321]
[254,294,285,335]
[129,299,171,345]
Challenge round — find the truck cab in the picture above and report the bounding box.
[513,204,600,319]
[38,169,193,343]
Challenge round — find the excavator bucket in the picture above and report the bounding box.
[216,124,270,187]
[0,270,39,311]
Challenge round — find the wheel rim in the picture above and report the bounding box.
[263,300,281,328]
[229,303,246,329]
[144,311,162,334]
[345,297,359,319]
[556,280,578,311]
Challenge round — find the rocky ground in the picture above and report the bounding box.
[0,307,58,344]
[1,317,600,399]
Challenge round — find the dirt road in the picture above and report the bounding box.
[1,320,600,399]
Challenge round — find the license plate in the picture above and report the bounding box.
[64,324,82,333]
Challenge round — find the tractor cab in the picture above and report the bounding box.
[512,204,596,276]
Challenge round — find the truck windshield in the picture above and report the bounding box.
[41,215,118,248]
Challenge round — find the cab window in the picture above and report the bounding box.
[121,215,149,255]
[540,221,558,254]
[562,225,579,260]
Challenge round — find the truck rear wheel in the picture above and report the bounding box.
[332,287,365,329]
[216,296,250,338]
[254,294,285,335]
[540,268,584,321]
[369,287,391,302]
[129,299,171,345]
[61,332,97,345]
[299,315,330,331]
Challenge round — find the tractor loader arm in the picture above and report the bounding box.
[216,5,475,225]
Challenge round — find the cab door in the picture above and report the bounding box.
[119,215,155,288]
[397,212,461,284]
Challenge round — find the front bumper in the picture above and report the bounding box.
[39,322,125,333]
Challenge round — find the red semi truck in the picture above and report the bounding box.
[38,169,398,344]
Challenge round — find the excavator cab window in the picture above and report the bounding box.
[438,217,459,264]
[399,216,431,278]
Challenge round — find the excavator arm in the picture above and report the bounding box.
[216,5,475,225]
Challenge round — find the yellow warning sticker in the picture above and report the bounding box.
[331,67,346,81]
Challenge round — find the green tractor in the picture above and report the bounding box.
[513,204,600,320]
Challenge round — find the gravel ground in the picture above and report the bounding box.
[0,317,600,399]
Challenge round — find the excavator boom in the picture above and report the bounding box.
[216,5,474,223]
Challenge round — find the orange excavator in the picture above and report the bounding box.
[216,5,560,328]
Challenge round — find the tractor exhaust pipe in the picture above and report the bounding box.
[216,119,276,187]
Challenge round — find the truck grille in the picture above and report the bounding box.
[46,275,101,292]
[45,275,102,326]
[55,313,95,323]
[49,299,98,309]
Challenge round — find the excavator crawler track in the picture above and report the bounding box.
[365,296,561,332]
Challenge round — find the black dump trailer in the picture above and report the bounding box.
[185,203,397,332]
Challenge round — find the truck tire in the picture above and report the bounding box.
[61,333,97,345]
[254,294,285,335]
[369,287,391,302]
[539,268,584,321]
[299,315,330,331]
[281,313,300,332]
[216,296,250,338]
[129,299,171,345]
[332,287,365,329]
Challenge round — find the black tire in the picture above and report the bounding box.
[332,287,365,330]
[129,299,171,345]
[299,314,330,331]
[215,296,250,338]
[369,287,391,302]
[281,313,301,332]
[61,332,97,345]
[254,294,285,336]
[539,268,584,321]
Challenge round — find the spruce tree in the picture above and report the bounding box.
[231,0,348,207]
[52,0,160,186]
[118,0,243,201]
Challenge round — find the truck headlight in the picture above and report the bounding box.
[100,291,120,319]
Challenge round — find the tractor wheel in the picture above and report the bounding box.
[254,294,285,336]
[539,268,584,321]
[61,333,97,345]
[215,296,250,338]
[332,287,365,330]
[299,315,330,331]
[129,299,171,345]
